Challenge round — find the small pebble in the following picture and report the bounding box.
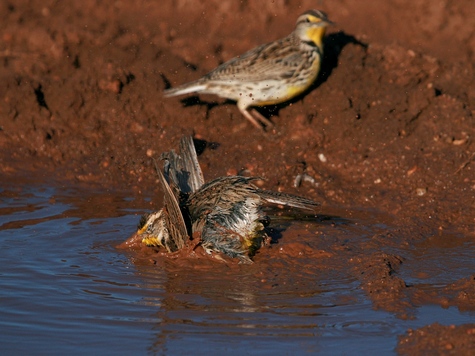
[444,343,454,350]
[416,188,427,196]
[318,153,327,163]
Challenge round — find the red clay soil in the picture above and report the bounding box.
[397,323,475,355]
[1,1,474,353]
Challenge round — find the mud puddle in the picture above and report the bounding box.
[1,181,474,354]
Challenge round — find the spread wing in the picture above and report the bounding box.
[179,136,205,192]
[157,167,188,250]
[161,136,204,194]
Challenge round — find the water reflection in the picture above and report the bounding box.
[1,182,474,354]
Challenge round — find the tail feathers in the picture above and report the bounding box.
[257,189,320,212]
[163,81,207,97]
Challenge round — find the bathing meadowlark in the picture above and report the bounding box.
[163,10,333,129]
[135,136,320,263]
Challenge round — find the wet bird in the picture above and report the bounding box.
[136,136,320,262]
[163,10,333,129]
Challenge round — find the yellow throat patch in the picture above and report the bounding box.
[306,26,326,50]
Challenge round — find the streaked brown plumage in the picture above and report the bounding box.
[136,136,320,262]
[164,10,333,129]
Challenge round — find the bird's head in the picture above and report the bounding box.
[294,10,334,49]
[136,210,169,249]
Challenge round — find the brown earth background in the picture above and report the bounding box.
[1,0,475,353]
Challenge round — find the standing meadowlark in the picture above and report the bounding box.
[163,10,333,129]
[135,136,320,263]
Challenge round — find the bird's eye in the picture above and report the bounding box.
[305,17,311,23]
[137,214,148,229]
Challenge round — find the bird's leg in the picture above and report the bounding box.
[250,108,274,128]
[238,106,265,130]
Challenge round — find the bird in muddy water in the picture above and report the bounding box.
[163,10,333,130]
[135,136,320,263]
